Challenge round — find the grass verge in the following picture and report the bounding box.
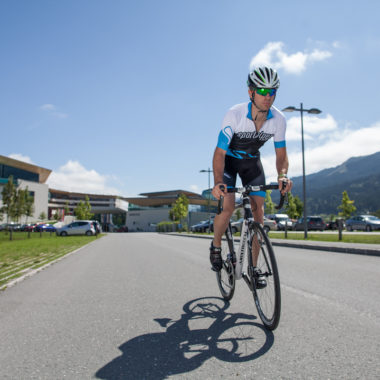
[186,231,380,244]
[0,231,103,289]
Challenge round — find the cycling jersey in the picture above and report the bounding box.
[216,102,287,197]
[217,102,286,158]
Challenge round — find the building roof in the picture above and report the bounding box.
[139,189,203,199]
[125,189,217,208]
[0,155,52,183]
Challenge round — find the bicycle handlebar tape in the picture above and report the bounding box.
[275,182,287,210]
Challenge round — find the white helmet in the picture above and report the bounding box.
[247,66,280,89]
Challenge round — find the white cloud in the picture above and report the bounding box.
[8,153,34,164]
[250,41,333,75]
[40,104,56,111]
[263,121,380,181]
[47,160,121,195]
[286,114,338,141]
[40,104,68,119]
[190,184,200,193]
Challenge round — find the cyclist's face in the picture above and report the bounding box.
[248,88,276,110]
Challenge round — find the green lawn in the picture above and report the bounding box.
[189,230,380,244]
[268,231,380,244]
[0,231,103,289]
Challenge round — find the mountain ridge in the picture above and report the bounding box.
[274,151,380,215]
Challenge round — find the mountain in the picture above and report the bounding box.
[272,151,380,215]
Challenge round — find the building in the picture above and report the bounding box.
[0,155,51,221]
[124,190,218,232]
[1,154,216,230]
[48,188,129,229]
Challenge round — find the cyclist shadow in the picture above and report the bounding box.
[95,296,274,380]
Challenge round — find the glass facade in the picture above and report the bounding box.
[0,164,39,183]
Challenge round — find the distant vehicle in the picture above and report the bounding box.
[267,214,294,231]
[116,226,128,232]
[56,221,95,236]
[326,220,346,230]
[293,216,326,231]
[190,219,214,233]
[3,223,22,231]
[345,215,380,232]
[35,224,56,232]
[231,217,276,234]
[20,223,38,232]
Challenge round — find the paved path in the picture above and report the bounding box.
[0,233,379,379]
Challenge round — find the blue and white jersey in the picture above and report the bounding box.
[217,102,287,159]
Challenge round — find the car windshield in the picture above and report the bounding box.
[365,216,379,221]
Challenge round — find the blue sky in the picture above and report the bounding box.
[1,0,380,197]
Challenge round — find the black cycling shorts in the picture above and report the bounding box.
[223,155,266,197]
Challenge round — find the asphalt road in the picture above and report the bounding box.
[0,233,379,379]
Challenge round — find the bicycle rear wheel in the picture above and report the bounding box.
[216,226,236,301]
[248,223,281,330]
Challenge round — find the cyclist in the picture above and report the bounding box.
[210,66,293,285]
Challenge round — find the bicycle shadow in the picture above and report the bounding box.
[95,296,274,380]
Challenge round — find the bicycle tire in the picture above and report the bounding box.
[216,227,236,301]
[248,223,281,330]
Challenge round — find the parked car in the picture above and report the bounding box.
[267,214,294,231]
[2,223,22,231]
[326,219,346,230]
[35,223,57,232]
[190,219,214,233]
[293,216,326,231]
[56,221,96,236]
[345,215,380,232]
[231,217,276,234]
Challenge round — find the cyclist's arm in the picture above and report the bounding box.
[275,147,292,193]
[212,147,227,199]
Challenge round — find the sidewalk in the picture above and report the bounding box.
[166,233,380,257]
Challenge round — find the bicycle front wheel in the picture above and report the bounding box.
[216,227,236,301]
[248,223,281,330]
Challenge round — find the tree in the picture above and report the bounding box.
[24,189,35,223]
[264,190,275,215]
[169,194,189,222]
[64,201,70,216]
[39,211,47,220]
[338,191,356,219]
[74,196,93,220]
[292,195,303,219]
[1,176,17,223]
[234,208,242,221]
[13,188,27,223]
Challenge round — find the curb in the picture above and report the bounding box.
[0,237,102,292]
[164,233,380,257]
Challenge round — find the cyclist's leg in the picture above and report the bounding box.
[240,157,265,267]
[213,193,235,247]
[249,195,264,266]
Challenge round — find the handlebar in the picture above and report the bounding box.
[217,183,287,215]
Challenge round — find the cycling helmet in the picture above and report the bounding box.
[247,66,280,89]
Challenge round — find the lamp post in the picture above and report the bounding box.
[200,168,213,233]
[282,104,322,239]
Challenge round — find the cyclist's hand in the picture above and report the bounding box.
[212,183,227,200]
[278,177,292,195]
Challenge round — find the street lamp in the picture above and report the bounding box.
[282,103,322,239]
[200,168,213,233]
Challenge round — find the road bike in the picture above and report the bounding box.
[215,184,285,330]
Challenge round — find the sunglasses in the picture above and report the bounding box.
[255,88,277,97]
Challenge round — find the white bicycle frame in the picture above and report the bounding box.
[232,203,255,280]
